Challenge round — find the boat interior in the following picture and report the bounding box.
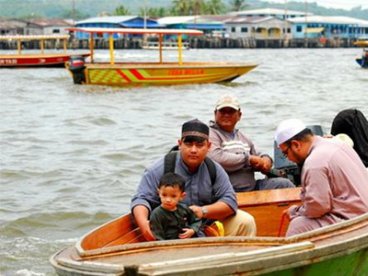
[76,188,301,255]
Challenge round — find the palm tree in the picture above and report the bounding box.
[114,5,130,15]
[230,0,247,12]
[171,0,193,15]
[205,0,226,15]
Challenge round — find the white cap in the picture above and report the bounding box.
[275,119,307,146]
[215,94,240,111]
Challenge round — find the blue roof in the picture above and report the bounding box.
[76,16,161,29]
[186,23,224,30]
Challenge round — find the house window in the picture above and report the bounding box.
[231,27,236,32]
[241,27,248,33]
[296,26,302,32]
[53,29,60,33]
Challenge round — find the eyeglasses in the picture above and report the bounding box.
[281,145,291,158]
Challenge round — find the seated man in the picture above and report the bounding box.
[275,118,368,236]
[131,118,256,241]
[208,94,295,192]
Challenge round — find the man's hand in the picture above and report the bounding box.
[249,155,272,174]
[249,155,264,171]
[140,220,156,241]
[189,205,204,219]
[260,156,272,173]
[179,228,195,239]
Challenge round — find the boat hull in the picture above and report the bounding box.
[69,62,257,87]
[50,188,368,275]
[50,214,368,275]
[0,53,90,68]
[356,57,368,68]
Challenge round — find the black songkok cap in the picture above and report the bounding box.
[181,119,209,141]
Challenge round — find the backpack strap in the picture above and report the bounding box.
[204,157,217,186]
[164,151,217,185]
[164,151,177,175]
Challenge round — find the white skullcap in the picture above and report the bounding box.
[275,119,307,146]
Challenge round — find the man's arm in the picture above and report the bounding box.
[130,160,163,241]
[190,201,234,220]
[132,205,156,241]
[208,128,247,172]
[190,162,237,220]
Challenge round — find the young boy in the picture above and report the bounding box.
[150,172,202,240]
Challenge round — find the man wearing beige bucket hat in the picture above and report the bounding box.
[275,118,368,236]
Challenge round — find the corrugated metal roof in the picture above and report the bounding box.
[76,16,138,25]
[158,16,197,25]
[28,19,72,27]
[229,8,310,16]
[289,16,368,26]
[158,16,223,26]
[225,16,278,24]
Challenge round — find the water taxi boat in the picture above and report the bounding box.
[354,39,368,68]
[50,187,368,275]
[65,27,257,87]
[0,34,89,68]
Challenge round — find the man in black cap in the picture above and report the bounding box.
[131,119,256,241]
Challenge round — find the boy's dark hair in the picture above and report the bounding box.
[158,172,186,192]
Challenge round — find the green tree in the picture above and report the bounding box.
[205,0,225,15]
[230,0,247,12]
[114,5,130,15]
[171,0,193,15]
[140,7,167,18]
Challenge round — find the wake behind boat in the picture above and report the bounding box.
[65,27,257,87]
[50,188,368,275]
[0,35,89,68]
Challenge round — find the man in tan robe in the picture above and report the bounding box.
[275,119,368,236]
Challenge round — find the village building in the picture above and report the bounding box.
[74,16,161,39]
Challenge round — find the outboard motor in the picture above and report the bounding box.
[68,56,86,84]
[270,125,324,186]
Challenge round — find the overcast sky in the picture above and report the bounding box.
[265,0,368,10]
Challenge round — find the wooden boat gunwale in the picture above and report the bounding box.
[50,186,368,275]
[74,211,368,258]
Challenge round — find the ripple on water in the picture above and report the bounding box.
[1,48,367,274]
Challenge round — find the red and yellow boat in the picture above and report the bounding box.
[0,34,89,68]
[65,27,258,87]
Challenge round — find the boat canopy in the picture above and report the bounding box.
[0,34,70,54]
[67,27,204,65]
[0,34,69,41]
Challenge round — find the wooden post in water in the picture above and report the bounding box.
[178,34,183,65]
[40,38,44,54]
[109,34,115,65]
[89,33,94,63]
[159,34,163,64]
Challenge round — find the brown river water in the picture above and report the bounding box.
[0,48,367,275]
